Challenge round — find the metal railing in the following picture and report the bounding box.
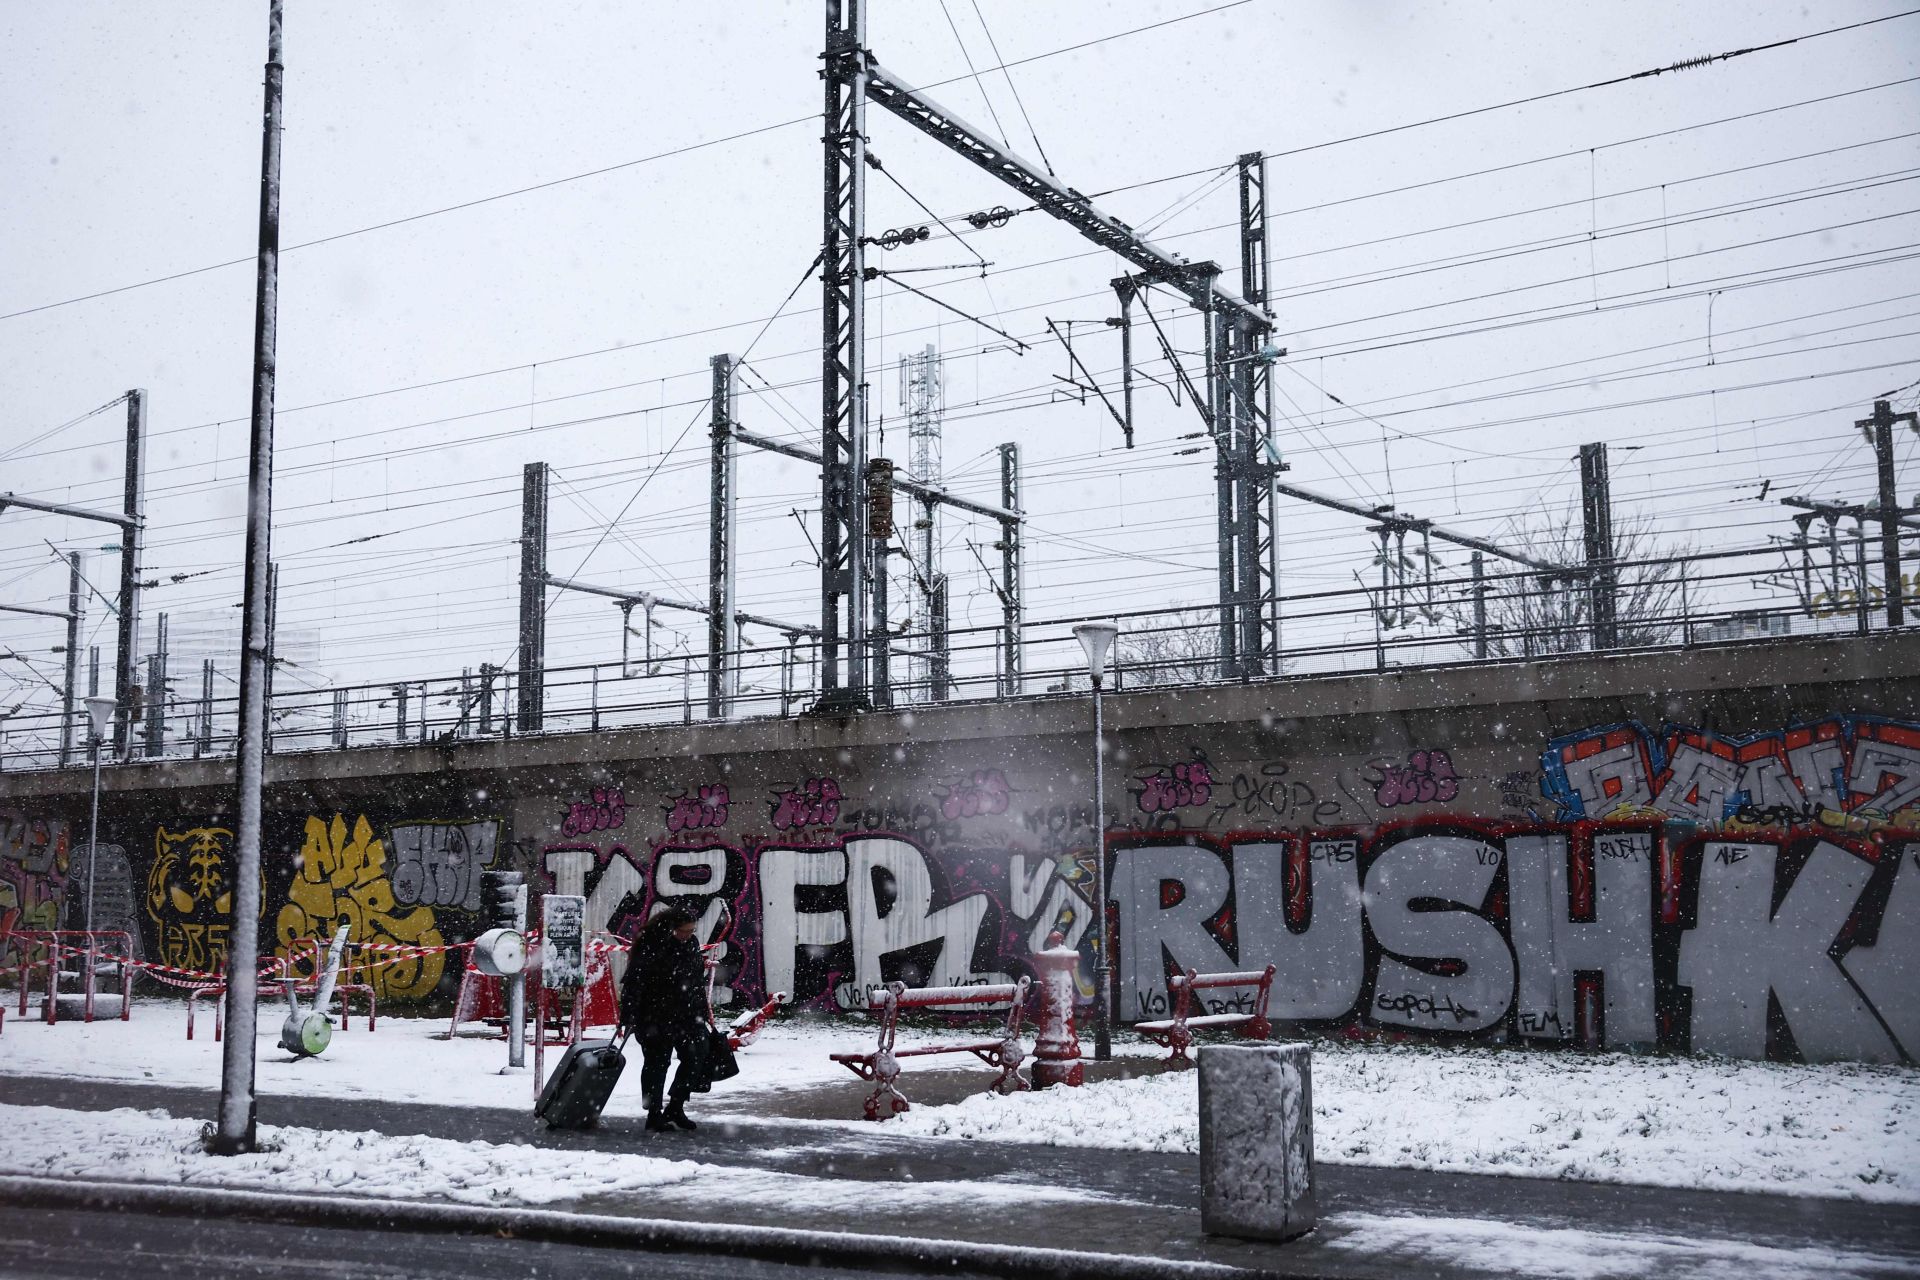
[0,537,1908,773]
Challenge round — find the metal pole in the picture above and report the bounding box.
[507,877,529,1070]
[197,658,213,757]
[113,390,147,760]
[85,730,101,939]
[818,0,871,710]
[708,355,738,718]
[60,551,82,767]
[212,0,283,1156]
[1680,565,1692,645]
[1471,551,1488,659]
[998,443,1023,697]
[1864,400,1906,627]
[1855,523,1871,635]
[1092,675,1111,1061]
[1238,151,1277,676]
[930,574,950,701]
[1579,443,1617,649]
[1209,304,1238,680]
[144,612,168,758]
[869,457,894,709]
[518,462,548,730]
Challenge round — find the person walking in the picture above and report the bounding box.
[619,903,711,1133]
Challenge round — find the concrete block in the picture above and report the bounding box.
[1198,1042,1315,1242]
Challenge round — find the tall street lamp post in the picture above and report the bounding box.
[1072,620,1119,1061]
[82,695,117,944]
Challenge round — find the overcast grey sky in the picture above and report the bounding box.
[3,1,1917,735]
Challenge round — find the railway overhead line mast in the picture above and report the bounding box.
[814,0,1281,709]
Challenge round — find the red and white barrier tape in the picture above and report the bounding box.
[15,930,637,988]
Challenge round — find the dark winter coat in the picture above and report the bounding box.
[619,916,710,1036]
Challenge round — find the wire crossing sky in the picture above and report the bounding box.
[2,0,1917,724]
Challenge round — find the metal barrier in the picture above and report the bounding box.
[0,538,1906,772]
[5,930,135,1025]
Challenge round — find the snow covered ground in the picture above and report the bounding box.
[2,1006,1913,1204]
[0,1003,1039,1115]
[0,1102,1107,1213]
[890,1043,1920,1204]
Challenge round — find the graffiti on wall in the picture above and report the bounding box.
[1134,752,1215,814]
[543,816,1915,1064]
[65,842,143,961]
[1541,717,1920,829]
[546,830,1099,1013]
[938,769,1012,820]
[560,788,627,838]
[1372,748,1460,808]
[666,785,731,833]
[147,825,248,972]
[388,820,500,913]
[275,814,451,1000]
[1106,819,1915,1064]
[772,778,843,831]
[55,709,1920,1060]
[0,809,69,962]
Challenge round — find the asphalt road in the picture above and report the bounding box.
[0,1201,1002,1280]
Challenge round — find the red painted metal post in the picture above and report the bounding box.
[1030,935,1084,1088]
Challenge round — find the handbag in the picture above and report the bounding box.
[705,1026,741,1084]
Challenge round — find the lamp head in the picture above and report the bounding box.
[84,696,116,739]
[1072,621,1121,685]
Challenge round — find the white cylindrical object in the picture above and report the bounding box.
[1199,1042,1316,1242]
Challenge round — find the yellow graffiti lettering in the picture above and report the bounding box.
[275,814,445,1001]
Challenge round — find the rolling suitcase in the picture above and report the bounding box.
[535,1029,629,1129]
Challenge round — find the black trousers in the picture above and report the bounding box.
[639,1025,706,1109]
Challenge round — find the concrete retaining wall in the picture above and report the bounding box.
[4,631,1916,1062]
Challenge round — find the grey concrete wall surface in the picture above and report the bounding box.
[4,631,1917,1063]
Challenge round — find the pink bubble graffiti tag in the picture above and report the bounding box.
[939,769,1011,820]
[560,787,627,837]
[1134,758,1214,813]
[772,777,843,830]
[1375,749,1460,808]
[666,784,732,833]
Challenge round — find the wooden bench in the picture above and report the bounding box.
[831,978,1032,1120]
[1136,964,1276,1067]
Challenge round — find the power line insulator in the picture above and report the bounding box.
[874,225,931,250]
[967,206,1014,231]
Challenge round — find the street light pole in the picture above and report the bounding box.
[82,697,115,941]
[212,0,284,1157]
[1073,621,1120,1062]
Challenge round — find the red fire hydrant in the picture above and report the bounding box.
[1030,932,1084,1088]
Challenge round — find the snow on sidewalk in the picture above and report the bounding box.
[5,1009,1915,1205]
[882,1042,1920,1204]
[0,1102,1113,1213]
[0,1006,890,1117]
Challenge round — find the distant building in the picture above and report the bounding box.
[1697,610,1791,643]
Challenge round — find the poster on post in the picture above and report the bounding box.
[541,893,586,989]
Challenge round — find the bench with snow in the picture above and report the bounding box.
[830,977,1032,1120]
[1136,964,1276,1067]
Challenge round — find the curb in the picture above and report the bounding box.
[0,1175,1318,1280]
